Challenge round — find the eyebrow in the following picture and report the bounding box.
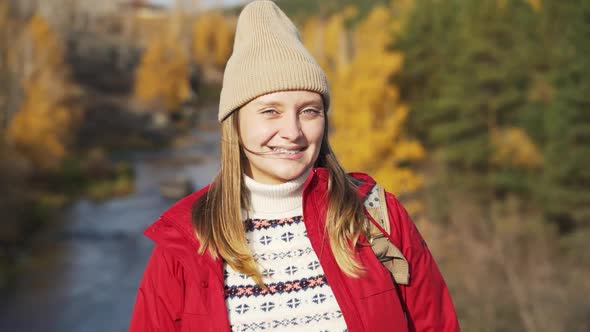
[254,101,282,108]
[253,99,323,109]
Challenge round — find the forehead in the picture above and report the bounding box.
[246,90,323,109]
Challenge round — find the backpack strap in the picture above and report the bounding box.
[361,183,410,285]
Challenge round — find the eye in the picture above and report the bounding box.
[300,108,323,117]
[260,108,279,115]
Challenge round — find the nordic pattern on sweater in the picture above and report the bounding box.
[224,215,347,332]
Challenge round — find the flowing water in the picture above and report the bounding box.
[0,127,220,332]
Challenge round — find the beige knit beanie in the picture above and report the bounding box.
[218,0,330,122]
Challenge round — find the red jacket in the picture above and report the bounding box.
[130,168,460,331]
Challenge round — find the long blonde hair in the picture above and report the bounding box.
[192,111,367,286]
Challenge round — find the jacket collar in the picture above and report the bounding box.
[144,167,377,249]
[143,184,211,251]
[304,167,376,198]
[348,171,377,199]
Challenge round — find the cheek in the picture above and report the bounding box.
[305,122,325,145]
[240,116,272,147]
[241,127,275,148]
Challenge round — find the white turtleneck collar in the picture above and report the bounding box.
[242,169,312,219]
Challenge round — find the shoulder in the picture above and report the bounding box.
[346,171,416,242]
[142,245,187,284]
[141,184,219,284]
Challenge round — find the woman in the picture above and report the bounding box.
[130,1,460,331]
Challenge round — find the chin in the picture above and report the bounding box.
[246,154,318,184]
[259,163,313,184]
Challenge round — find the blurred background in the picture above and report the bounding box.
[0,0,588,331]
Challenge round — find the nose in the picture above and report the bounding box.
[279,114,303,141]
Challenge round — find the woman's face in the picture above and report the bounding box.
[238,90,325,184]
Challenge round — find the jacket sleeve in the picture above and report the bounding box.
[385,193,461,332]
[129,245,186,332]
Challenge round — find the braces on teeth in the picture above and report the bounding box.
[272,147,301,154]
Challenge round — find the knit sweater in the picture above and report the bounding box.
[224,171,348,332]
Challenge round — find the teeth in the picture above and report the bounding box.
[272,147,301,154]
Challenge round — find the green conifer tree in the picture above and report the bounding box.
[539,0,590,230]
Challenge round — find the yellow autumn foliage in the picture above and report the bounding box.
[328,6,425,197]
[20,15,66,71]
[491,127,543,169]
[9,75,80,171]
[7,14,81,171]
[526,0,542,11]
[301,16,324,61]
[192,12,235,69]
[302,7,356,80]
[134,37,190,112]
[301,20,319,70]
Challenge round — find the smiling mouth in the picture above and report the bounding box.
[270,147,305,154]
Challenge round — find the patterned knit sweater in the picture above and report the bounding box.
[224,171,348,332]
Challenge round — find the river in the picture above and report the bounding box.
[0,127,220,332]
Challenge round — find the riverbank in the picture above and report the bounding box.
[0,123,220,332]
[0,149,134,289]
[0,117,200,289]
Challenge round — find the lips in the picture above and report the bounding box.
[270,146,306,154]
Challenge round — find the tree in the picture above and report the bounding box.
[302,6,358,81]
[395,0,543,195]
[192,12,235,69]
[538,0,590,231]
[328,5,425,205]
[134,36,190,113]
[0,1,21,132]
[7,13,81,171]
[393,1,590,329]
